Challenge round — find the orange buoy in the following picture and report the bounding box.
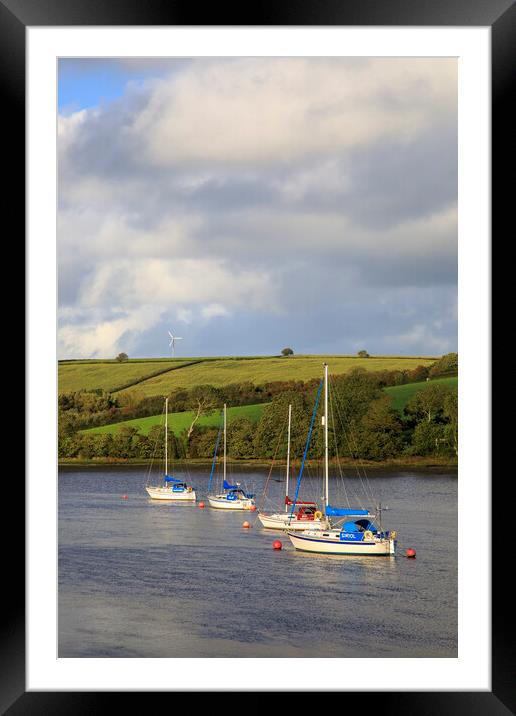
[249,505,257,512]
[273,540,282,550]
[198,501,205,509]
[406,548,416,558]
[242,521,251,528]
[121,495,128,500]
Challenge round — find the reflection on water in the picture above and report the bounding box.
[144,499,198,508]
[59,465,457,658]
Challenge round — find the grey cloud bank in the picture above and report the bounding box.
[58,57,457,359]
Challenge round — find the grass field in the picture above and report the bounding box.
[58,359,196,393]
[81,403,267,436]
[108,355,436,397]
[114,356,437,397]
[59,354,438,396]
[384,376,458,413]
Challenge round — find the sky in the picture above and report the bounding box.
[57,57,457,360]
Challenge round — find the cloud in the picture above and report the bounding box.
[130,58,456,166]
[58,57,457,358]
[57,306,162,358]
[201,304,229,319]
[77,257,277,311]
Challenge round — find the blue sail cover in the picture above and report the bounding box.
[164,475,182,483]
[223,479,238,489]
[326,505,369,516]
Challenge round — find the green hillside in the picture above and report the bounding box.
[59,354,437,396]
[81,402,267,437]
[58,359,197,393]
[384,376,458,413]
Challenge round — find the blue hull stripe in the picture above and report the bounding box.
[288,533,387,546]
[209,497,247,503]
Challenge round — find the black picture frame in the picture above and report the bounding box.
[5,0,511,711]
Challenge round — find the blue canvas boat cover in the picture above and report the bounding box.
[342,521,360,532]
[223,479,238,489]
[326,505,369,516]
[164,475,182,483]
[342,520,376,532]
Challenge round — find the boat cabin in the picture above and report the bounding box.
[285,497,319,520]
[294,505,318,520]
[226,488,254,501]
[163,475,192,493]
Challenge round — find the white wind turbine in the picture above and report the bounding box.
[168,331,183,358]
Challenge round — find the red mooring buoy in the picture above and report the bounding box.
[406,548,416,558]
[198,501,205,509]
[121,495,128,500]
[242,521,251,529]
[273,540,283,550]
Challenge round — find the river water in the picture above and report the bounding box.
[58,464,457,658]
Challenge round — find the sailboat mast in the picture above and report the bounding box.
[286,403,292,512]
[223,403,227,484]
[165,397,168,476]
[324,363,329,508]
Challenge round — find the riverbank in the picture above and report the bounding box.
[59,455,457,470]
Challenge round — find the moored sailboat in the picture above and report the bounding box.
[207,403,256,510]
[145,397,196,501]
[258,404,329,531]
[287,364,397,556]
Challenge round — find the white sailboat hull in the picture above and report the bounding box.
[208,495,256,510]
[146,486,197,501]
[288,530,396,556]
[258,513,329,531]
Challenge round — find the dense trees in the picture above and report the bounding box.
[428,352,458,378]
[253,389,316,460]
[353,395,404,460]
[58,390,119,434]
[117,389,146,412]
[404,384,458,456]
[57,380,313,433]
[404,384,451,423]
[443,389,458,457]
[227,418,256,459]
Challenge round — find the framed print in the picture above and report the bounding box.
[4,0,513,710]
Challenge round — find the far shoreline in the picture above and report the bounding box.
[58,456,458,471]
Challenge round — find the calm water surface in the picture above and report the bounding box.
[59,465,457,657]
